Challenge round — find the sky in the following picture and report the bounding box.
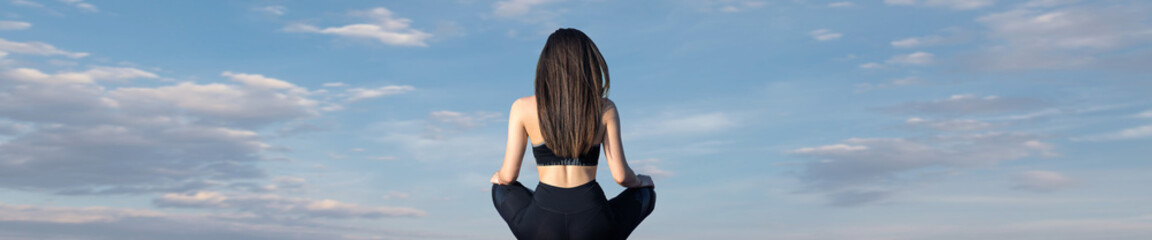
[1,0,1151,239]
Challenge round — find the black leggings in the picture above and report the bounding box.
[492,180,656,240]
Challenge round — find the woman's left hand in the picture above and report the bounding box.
[490,171,504,185]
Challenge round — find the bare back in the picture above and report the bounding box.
[520,95,607,187]
[497,94,635,188]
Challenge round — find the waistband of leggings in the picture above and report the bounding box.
[534,180,607,213]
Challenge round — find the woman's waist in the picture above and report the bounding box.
[533,179,607,213]
[536,166,596,187]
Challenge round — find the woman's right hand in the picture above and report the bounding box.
[490,171,506,185]
[634,174,655,188]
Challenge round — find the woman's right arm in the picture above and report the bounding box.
[492,98,528,185]
[602,99,654,188]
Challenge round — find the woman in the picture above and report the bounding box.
[490,28,657,240]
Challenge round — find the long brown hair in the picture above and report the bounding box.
[535,28,610,158]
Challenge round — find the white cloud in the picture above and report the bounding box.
[793,144,868,154]
[285,7,432,47]
[886,51,935,65]
[493,0,559,17]
[368,110,507,163]
[1011,170,1075,192]
[371,156,397,161]
[858,62,883,69]
[791,132,1056,206]
[10,0,44,8]
[221,71,297,90]
[762,215,1152,240]
[0,123,272,193]
[810,29,843,41]
[1076,124,1152,141]
[968,4,1152,70]
[855,76,924,92]
[59,0,97,12]
[1136,109,1152,118]
[713,0,767,13]
[429,110,501,130]
[0,38,89,58]
[979,7,1148,51]
[344,85,414,102]
[0,20,31,30]
[155,191,425,218]
[2,67,156,84]
[859,52,937,69]
[255,5,286,16]
[321,82,346,87]
[905,117,997,131]
[0,121,28,135]
[0,66,351,194]
[110,80,320,125]
[1022,0,1080,8]
[380,191,409,200]
[421,110,502,140]
[0,200,440,239]
[891,37,930,48]
[0,202,165,224]
[884,0,995,10]
[631,158,674,178]
[889,76,922,86]
[882,94,1046,116]
[828,2,854,7]
[629,111,738,138]
[891,32,969,48]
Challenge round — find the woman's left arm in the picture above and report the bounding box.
[492,98,528,185]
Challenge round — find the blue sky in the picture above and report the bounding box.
[1,0,1151,239]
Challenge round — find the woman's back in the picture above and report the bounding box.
[490,27,655,240]
[520,95,606,188]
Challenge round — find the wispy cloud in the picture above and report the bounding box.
[1011,170,1076,192]
[155,191,425,218]
[791,132,1056,206]
[1074,124,1152,141]
[0,200,440,239]
[369,110,504,163]
[810,29,843,41]
[964,3,1152,71]
[884,0,995,10]
[344,85,415,102]
[855,76,924,92]
[628,111,739,138]
[493,0,559,17]
[0,20,31,30]
[284,7,433,47]
[858,51,935,69]
[880,94,1047,116]
[254,5,286,16]
[828,2,854,8]
[0,38,89,58]
[59,0,98,12]
[10,0,45,8]
[890,29,971,48]
[710,0,767,13]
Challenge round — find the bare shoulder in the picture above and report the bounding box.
[517,95,538,107]
[601,97,619,121]
[511,96,535,116]
[603,97,616,110]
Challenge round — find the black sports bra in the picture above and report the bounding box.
[532,142,601,166]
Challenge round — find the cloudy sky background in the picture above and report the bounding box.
[2,0,1151,239]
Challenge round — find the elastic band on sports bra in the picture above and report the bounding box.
[533,141,600,166]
